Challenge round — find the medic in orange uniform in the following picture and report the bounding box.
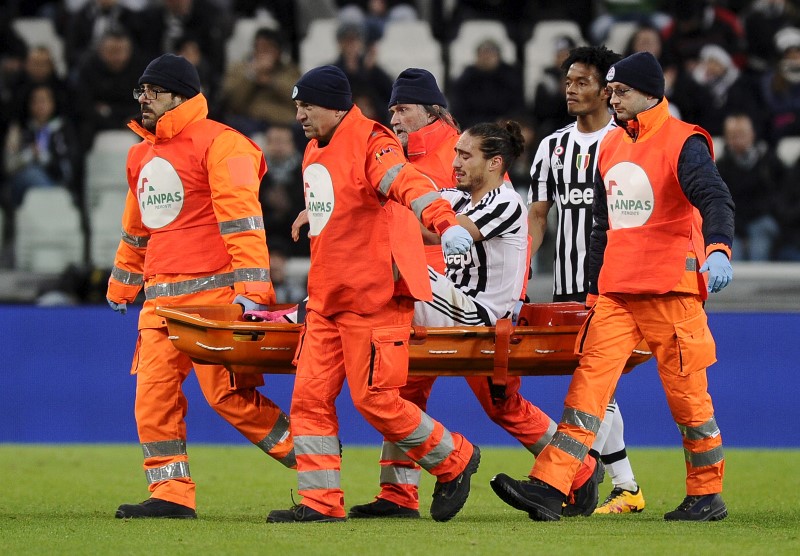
[347,69,602,520]
[266,65,480,524]
[491,52,735,522]
[107,54,295,520]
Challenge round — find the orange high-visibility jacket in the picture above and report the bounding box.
[107,94,274,327]
[597,100,713,299]
[302,105,459,316]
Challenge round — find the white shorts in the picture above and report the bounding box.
[413,269,493,327]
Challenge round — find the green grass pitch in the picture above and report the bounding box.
[1,445,798,555]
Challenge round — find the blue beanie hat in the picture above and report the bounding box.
[605,51,665,99]
[139,54,201,99]
[292,65,353,111]
[389,68,447,108]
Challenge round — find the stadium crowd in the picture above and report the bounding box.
[2,0,800,302]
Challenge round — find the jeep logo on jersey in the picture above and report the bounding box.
[137,157,184,229]
[445,251,472,267]
[559,184,593,207]
[303,163,335,236]
[604,161,654,228]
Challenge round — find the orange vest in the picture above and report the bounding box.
[407,120,460,274]
[302,106,433,316]
[597,100,711,298]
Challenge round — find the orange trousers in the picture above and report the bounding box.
[532,292,724,496]
[375,374,596,510]
[133,327,294,509]
[291,297,476,518]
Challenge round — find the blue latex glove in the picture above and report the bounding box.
[107,298,127,315]
[234,294,269,313]
[700,251,733,293]
[441,225,473,256]
[511,299,523,325]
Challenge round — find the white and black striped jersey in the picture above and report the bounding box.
[441,186,528,319]
[528,119,616,297]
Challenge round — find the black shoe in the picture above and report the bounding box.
[562,457,605,517]
[430,445,481,522]
[266,504,347,523]
[489,473,565,522]
[348,498,420,519]
[663,494,728,521]
[115,498,197,519]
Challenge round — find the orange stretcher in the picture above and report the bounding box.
[156,303,653,385]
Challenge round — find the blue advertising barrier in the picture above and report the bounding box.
[1,306,796,447]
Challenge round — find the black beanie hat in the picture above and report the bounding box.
[139,54,201,99]
[292,65,353,111]
[389,68,447,108]
[605,51,665,99]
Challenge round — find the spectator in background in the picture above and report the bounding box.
[3,84,81,208]
[450,38,524,129]
[267,237,307,304]
[588,0,671,45]
[10,46,71,119]
[232,0,300,62]
[740,0,800,74]
[72,29,145,150]
[331,20,393,121]
[716,113,784,261]
[760,27,800,144]
[135,0,230,76]
[61,0,141,70]
[530,35,575,140]
[219,28,300,137]
[173,33,219,114]
[258,124,308,257]
[775,152,800,260]
[690,44,761,136]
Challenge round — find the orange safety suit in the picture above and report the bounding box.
[106,94,295,510]
[374,120,596,511]
[531,99,730,497]
[292,105,477,518]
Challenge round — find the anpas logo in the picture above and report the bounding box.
[303,163,335,236]
[138,157,184,229]
[604,161,654,228]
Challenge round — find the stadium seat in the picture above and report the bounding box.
[523,20,585,104]
[12,17,67,77]
[299,18,339,72]
[225,16,279,67]
[14,187,84,273]
[777,136,800,167]
[89,189,127,269]
[376,20,443,84]
[604,21,639,55]
[448,19,516,81]
[85,130,138,210]
[710,136,725,156]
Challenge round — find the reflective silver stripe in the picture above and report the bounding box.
[394,412,435,453]
[121,230,149,248]
[686,257,698,271]
[550,431,590,461]
[380,465,421,486]
[279,451,296,469]
[529,419,558,456]
[233,267,270,283]
[417,428,455,470]
[111,265,144,286]
[677,417,720,441]
[685,445,724,467]
[298,469,340,490]
[141,439,186,458]
[144,272,235,299]
[378,163,404,196]
[145,461,190,484]
[219,216,265,235]
[410,191,441,220]
[562,407,602,434]
[294,435,341,456]
[380,441,411,462]
[256,412,290,454]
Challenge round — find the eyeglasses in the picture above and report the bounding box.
[133,87,171,100]
[605,86,635,98]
